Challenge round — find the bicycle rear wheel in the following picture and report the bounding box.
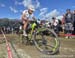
[33,29,60,55]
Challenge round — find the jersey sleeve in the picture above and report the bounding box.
[22,10,29,19]
[22,10,28,15]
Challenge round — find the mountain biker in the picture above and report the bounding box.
[21,6,35,36]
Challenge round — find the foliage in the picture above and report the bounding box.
[0,18,21,28]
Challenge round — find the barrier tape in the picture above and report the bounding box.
[7,43,13,58]
[1,29,13,58]
[64,34,75,36]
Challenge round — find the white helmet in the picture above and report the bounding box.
[28,5,35,11]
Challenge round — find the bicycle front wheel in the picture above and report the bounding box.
[33,29,60,55]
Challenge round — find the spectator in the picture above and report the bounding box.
[64,9,73,38]
[52,17,59,27]
[61,15,66,32]
[62,15,65,24]
[6,27,9,34]
[45,21,49,27]
[72,10,75,34]
[52,17,59,35]
[58,19,62,32]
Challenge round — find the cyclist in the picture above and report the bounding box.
[21,6,35,36]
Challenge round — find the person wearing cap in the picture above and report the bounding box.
[21,5,35,36]
[52,17,59,27]
[52,17,59,35]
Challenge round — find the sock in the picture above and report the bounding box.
[23,30,26,35]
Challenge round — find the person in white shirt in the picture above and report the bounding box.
[52,17,59,34]
[21,6,35,36]
[52,17,59,26]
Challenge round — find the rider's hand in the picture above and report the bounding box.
[32,17,36,21]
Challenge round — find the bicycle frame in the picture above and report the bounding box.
[30,22,47,38]
[30,22,37,38]
[30,23,48,36]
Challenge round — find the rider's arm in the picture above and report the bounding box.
[21,13,28,21]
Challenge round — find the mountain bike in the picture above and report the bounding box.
[19,21,60,55]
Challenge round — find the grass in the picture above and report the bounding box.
[0,43,7,58]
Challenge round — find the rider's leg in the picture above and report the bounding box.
[23,21,28,36]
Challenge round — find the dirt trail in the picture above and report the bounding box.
[0,34,75,58]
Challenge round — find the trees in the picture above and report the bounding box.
[0,18,20,27]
